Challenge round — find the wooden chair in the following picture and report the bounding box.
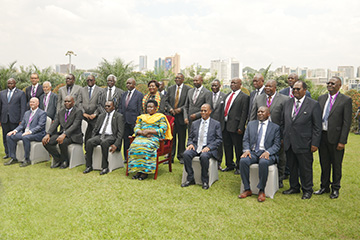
[126,115,175,179]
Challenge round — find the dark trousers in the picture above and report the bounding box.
[223,123,243,169]
[286,147,314,194]
[278,145,287,180]
[84,117,97,148]
[44,134,74,164]
[171,120,186,162]
[123,123,135,161]
[240,150,276,191]
[7,132,44,160]
[183,149,214,184]
[2,119,18,155]
[319,131,344,190]
[85,135,116,169]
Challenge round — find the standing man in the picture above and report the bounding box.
[282,81,322,199]
[57,73,81,113]
[119,78,143,162]
[248,74,265,120]
[166,73,191,164]
[222,78,249,174]
[83,101,124,175]
[99,74,124,113]
[314,77,352,199]
[5,98,47,167]
[42,96,83,169]
[39,81,58,120]
[159,81,167,97]
[78,75,102,145]
[181,104,222,190]
[279,73,311,98]
[25,73,44,109]
[0,78,26,159]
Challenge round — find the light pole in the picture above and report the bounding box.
[65,51,77,73]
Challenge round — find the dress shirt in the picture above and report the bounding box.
[224,89,241,121]
[197,118,209,149]
[255,86,265,97]
[99,110,115,135]
[257,119,269,151]
[25,107,39,133]
[322,92,338,131]
[31,83,39,96]
[88,85,95,98]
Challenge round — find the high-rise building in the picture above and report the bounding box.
[357,66,360,78]
[338,66,354,79]
[164,53,180,74]
[139,55,147,72]
[210,58,242,86]
[55,64,75,74]
[308,68,327,78]
[154,58,165,74]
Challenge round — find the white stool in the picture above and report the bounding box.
[181,157,219,187]
[240,164,279,199]
[92,146,124,172]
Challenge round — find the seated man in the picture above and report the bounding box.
[83,101,124,175]
[239,106,281,202]
[181,104,222,190]
[5,97,47,167]
[42,96,83,169]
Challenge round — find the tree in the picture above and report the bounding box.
[0,61,17,90]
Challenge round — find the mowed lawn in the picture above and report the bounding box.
[0,133,359,239]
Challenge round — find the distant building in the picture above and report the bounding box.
[139,55,147,72]
[164,53,180,75]
[154,58,165,74]
[56,64,75,74]
[338,66,354,79]
[308,68,327,78]
[357,66,360,78]
[210,58,242,87]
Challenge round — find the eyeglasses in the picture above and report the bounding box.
[326,82,335,85]
[293,88,301,91]
[87,79,95,82]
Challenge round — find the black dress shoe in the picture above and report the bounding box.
[4,158,18,166]
[100,168,109,175]
[301,192,312,199]
[330,189,339,199]
[83,167,93,174]
[123,160,128,164]
[60,162,69,169]
[202,182,209,190]
[279,180,284,189]
[234,169,241,175]
[181,180,195,187]
[283,188,300,194]
[132,173,141,179]
[314,188,330,195]
[221,167,235,172]
[138,173,148,180]
[3,155,9,159]
[20,160,31,167]
[51,162,62,168]
[179,159,184,164]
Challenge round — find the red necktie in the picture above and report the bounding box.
[224,92,235,117]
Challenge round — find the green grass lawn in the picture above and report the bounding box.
[1,134,359,239]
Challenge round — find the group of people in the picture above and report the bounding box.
[1,71,353,201]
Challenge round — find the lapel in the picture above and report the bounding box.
[215,93,224,109]
[9,89,19,103]
[179,85,187,103]
[329,93,341,117]
[269,94,278,110]
[64,108,76,128]
[251,121,259,147]
[319,95,327,110]
[111,112,117,130]
[293,97,308,122]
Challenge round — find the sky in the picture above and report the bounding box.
[0,0,359,72]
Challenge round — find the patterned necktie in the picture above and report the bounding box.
[101,113,111,140]
[289,88,294,98]
[292,100,300,120]
[213,93,218,109]
[125,91,131,108]
[89,87,92,99]
[192,89,199,104]
[267,95,272,108]
[197,120,207,153]
[255,122,264,152]
[7,90,12,103]
[224,92,235,117]
[323,96,332,122]
[107,88,112,101]
[32,86,36,97]
[174,86,180,109]
[255,89,259,98]
[65,110,69,122]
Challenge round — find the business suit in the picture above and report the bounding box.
[210,91,226,163]
[25,84,44,109]
[57,84,81,113]
[280,87,311,98]
[248,88,265,120]
[240,120,281,191]
[318,93,352,191]
[85,111,124,169]
[44,107,83,165]
[0,88,26,155]
[183,118,222,184]
[119,89,144,161]
[7,108,47,161]
[223,91,249,169]
[39,92,58,120]
[283,97,322,194]
[166,83,191,162]
[99,87,124,113]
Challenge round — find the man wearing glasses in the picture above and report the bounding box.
[57,74,81,113]
[280,73,311,98]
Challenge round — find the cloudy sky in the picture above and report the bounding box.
[0,0,359,72]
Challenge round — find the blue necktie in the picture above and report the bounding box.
[89,87,92,99]
[7,90,12,103]
[255,122,264,152]
[322,96,332,122]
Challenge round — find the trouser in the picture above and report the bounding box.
[44,134,74,164]
[183,149,214,184]
[86,135,116,169]
[7,131,44,160]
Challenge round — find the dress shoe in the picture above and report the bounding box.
[3,155,9,159]
[179,159,184,164]
[60,162,69,169]
[258,191,266,202]
[283,188,300,194]
[83,167,93,174]
[330,189,339,199]
[181,180,195,187]
[20,160,31,167]
[221,167,235,172]
[279,180,284,189]
[100,168,109,175]
[132,173,141,179]
[202,182,209,190]
[51,162,62,168]
[238,190,252,199]
[234,169,241,175]
[314,188,330,195]
[138,173,148,180]
[4,158,18,166]
[301,192,312,200]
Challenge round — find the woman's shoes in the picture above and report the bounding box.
[132,173,141,179]
[138,173,148,180]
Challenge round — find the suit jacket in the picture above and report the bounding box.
[47,106,83,144]
[248,88,265,120]
[243,120,281,162]
[165,84,191,125]
[78,85,102,115]
[57,84,82,113]
[224,91,249,133]
[210,91,226,130]
[92,111,124,149]
[187,118,222,158]
[279,87,311,98]
[15,108,47,136]
[0,88,26,123]
[318,93,352,145]
[99,87,124,113]
[184,86,211,121]
[26,84,44,102]
[119,89,144,125]
[283,97,322,153]
[39,92,58,120]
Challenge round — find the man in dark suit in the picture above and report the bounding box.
[25,73,44,110]
[119,78,144,162]
[166,73,191,164]
[42,96,83,169]
[99,74,124,113]
[181,104,222,190]
[39,81,58,120]
[57,74,81,113]
[248,74,265,120]
[250,80,289,188]
[0,78,26,159]
[279,73,311,98]
[184,75,212,132]
[222,78,249,174]
[282,81,322,199]
[5,98,47,167]
[83,101,124,175]
[314,77,352,199]
[239,106,281,202]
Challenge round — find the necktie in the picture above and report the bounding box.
[197,121,207,153]
[89,87,92,99]
[65,110,69,122]
[125,91,131,108]
[27,111,34,128]
[107,88,112,101]
[213,93,217,109]
[192,89,199,104]
[101,113,111,140]
[224,92,235,117]
[67,87,71,95]
[292,100,300,120]
[255,122,264,152]
[323,96,332,122]
[7,90,12,103]
[255,89,259,98]
[174,86,180,109]
[267,96,272,108]
[32,86,36,97]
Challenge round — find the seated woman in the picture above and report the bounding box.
[128,99,172,180]
[142,80,165,113]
